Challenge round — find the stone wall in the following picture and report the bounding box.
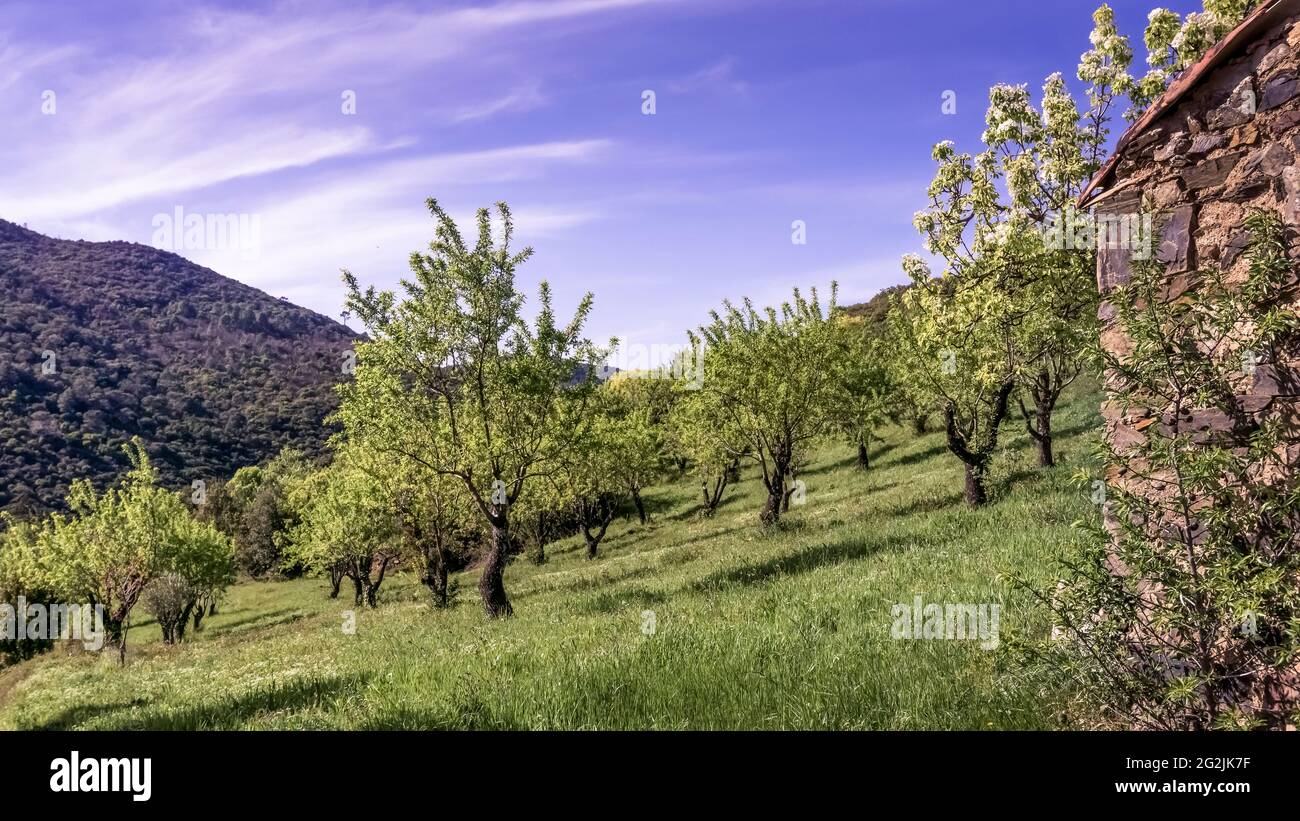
[1086,5,1300,727]
[1094,8,1300,446]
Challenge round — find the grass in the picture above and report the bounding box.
[0,385,1104,730]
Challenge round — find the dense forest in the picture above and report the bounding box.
[0,219,358,513]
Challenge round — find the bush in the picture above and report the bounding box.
[141,573,197,645]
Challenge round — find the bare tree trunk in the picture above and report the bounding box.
[944,381,1014,509]
[581,497,615,559]
[329,563,344,599]
[761,458,789,525]
[423,555,449,608]
[177,601,195,642]
[856,439,870,470]
[479,520,513,619]
[1019,369,1057,468]
[631,487,648,525]
[964,461,988,507]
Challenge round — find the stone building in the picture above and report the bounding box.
[1077,0,1300,726]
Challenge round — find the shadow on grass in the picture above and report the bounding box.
[688,533,911,593]
[28,673,371,730]
[877,439,950,469]
[666,488,748,522]
[203,608,306,638]
[887,491,966,518]
[580,585,668,615]
[802,442,899,477]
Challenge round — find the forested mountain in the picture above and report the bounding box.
[0,219,358,514]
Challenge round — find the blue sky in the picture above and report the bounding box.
[0,0,1199,358]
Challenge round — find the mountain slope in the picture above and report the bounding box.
[0,220,358,514]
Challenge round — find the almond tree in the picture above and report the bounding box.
[282,457,399,608]
[336,200,607,618]
[833,315,891,469]
[40,440,231,663]
[692,286,843,525]
[667,386,738,516]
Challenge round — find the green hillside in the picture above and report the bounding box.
[0,382,1102,730]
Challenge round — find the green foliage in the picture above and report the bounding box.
[0,384,1107,729]
[335,199,609,617]
[690,285,845,525]
[1025,212,1300,729]
[667,385,739,515]
[0,220,357,515]
[25,440,232,661]
[832,315,891,467]
[282,455,398,608]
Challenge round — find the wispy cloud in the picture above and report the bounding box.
[668,57,748,95]
[451,83,548,123]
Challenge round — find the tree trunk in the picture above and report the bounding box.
[761,459,788,525]
[856,439,870,470]
[912,414,928,435]
[702,474,728,515]
[964,462,988,507]
[581,497,615,559]
[1035,414,1054,468]
[365,555,391,608]
[529,511,548,565]
[177,601,195,642]
[478,521,513,619]
[109,617,129,665]
[329,564,344,598]
[631,487,648,525]
[1019,370,1057,468]
[193,604,206,632]
[352,574,364,607]
[423,555,449,608]
[944,382,1014,509]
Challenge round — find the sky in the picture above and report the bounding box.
[0,0,1202,363]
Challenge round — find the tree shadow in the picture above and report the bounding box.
[135,674,370,730]
[877,440,950,469]
[24,695,153,730]
[886,491,965,518]
[27,673,371,730]
[688,533,911,592]
[203,608,306,638]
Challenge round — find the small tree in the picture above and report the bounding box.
[833,315,891,470]
[42,440,231,663]
[550,394,626,559]
[141,573,195,645]
[359,448,470,609]
[336,199,608,618]
[667,387,738,516]
[889,249,1018,507]
[692,286,843,525]
[282,459,398,608]
[601,386,663,525]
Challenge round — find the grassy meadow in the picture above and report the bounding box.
[0,384,1104,730]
